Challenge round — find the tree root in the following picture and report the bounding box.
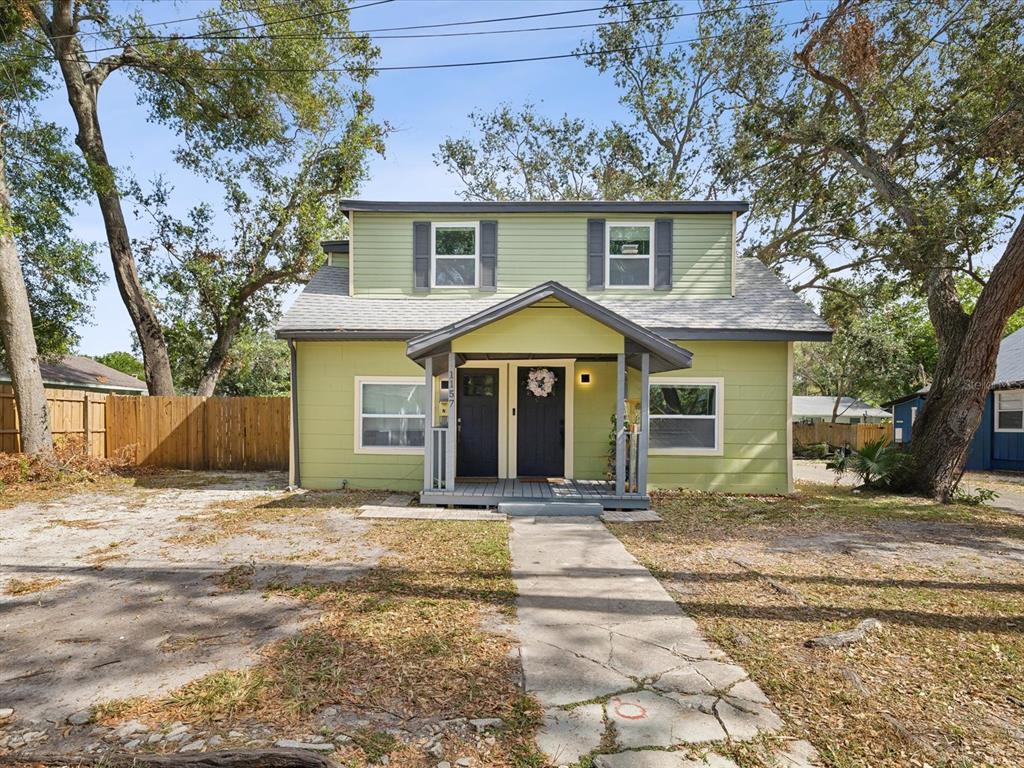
[805,618,882,648]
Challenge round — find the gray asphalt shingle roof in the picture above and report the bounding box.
[276,257,831,341]
[994,327,1024,388]
[0,355,147,393]
[792,396,891,420]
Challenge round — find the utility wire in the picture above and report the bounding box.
[44,0,395,43]
[13,1,799,73]
[9,18,806,74]
[76,0,793,49]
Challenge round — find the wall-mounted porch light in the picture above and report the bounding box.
[579,372,592,385]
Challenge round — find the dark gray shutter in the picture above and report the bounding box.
[480,220,497,291]
[654,219,673,291]
[413,221,430,292]
[587,219,605,289]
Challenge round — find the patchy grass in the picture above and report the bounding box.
[4,576,64,596]
[100,518,542,767]
[167,488,389,546]
[611,483,1024,768]
[212,561,257,591]
[0,473,133,509]
[85,540,130,568]
[47,517,108,529]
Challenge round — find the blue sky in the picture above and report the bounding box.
[41,0,664,355]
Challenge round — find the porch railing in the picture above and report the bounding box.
[430,426,448,490]
[622,426,642,495]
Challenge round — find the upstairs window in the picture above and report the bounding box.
[432,222,478,287]
[649,378,723,454]
[606,222,653,288]
[996,390,1024,432]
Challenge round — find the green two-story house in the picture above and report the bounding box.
[276,200,831,506]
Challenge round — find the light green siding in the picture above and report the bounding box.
[573,361,617,480]
[454,301,623,355]
[352,212,733,298]
[296,340,425,491]
[295,338,790,495]
[638,340,791,494]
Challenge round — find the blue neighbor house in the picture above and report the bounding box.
[884,327,1024,471]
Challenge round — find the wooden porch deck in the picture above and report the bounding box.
[420,478,650,509]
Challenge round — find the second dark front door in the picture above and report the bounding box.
[456,369,499,478]
[516,366,566,478]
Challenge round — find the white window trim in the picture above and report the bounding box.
[995,389,1024,433]
[354,376,426,454]
[648,377,725,456]
[430,221,479,289]
[606,221,654,289]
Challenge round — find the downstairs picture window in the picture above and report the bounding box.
[996,389,1024,432]
[357,379,426,451]
[649,379,723,454]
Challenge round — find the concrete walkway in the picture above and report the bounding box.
[509,517,797,766]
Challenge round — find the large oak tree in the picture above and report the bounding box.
[1,3,103,454]
[724,0,1024,498]
[25,0,382,393]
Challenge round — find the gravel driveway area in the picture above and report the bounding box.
[0,472,382,746]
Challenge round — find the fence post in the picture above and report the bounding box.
[83,393,91,455]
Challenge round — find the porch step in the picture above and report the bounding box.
[498,501,604,517]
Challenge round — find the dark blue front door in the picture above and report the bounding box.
[457,369,499,478]
[516,366,565,478]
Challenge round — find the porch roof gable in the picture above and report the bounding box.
[405,281,693,373]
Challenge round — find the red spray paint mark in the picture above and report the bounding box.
[612,698,648,720]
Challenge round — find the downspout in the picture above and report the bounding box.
[288,338,301,488]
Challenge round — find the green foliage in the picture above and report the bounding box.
[0,4,103,357]
[828,439,913,489]
[92,352,145,379]
[794,279,935,405]
[724,1,1024,288]
[794,442,831,460]
[120,0,386,164]
[951,485,998,507]
[437,0,778,201]
[163,327,289,397]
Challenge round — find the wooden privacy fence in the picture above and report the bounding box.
[793,421,893,451]
[107,396,290,469]
[0,388,289,470]
[0,384,108,456]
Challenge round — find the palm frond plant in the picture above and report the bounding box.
[828,438,913,489]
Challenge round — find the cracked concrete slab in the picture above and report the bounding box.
[595,750,739,767]
[509,517,783,760]
[536,703,605,765]
[608,690,725,747]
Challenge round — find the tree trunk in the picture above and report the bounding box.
[41,2,175,395]
[0,130,53,455]
[831,391,842,424]
[911,217,1024,499]
[194,316,243,397]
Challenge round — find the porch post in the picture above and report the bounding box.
[446,351,457,491]
[639,352,650,497]
[615,352,626,497]
[424,356,433,490]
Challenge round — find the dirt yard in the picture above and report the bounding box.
[0,472,538,767]
[612,481,1024,768]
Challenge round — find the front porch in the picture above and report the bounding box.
[407,282,694,510]
[420,477,651,509]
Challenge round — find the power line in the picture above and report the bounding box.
[10,17,806,74]
[77,0,793,48]
[14,1,799,73]
[45,0,394,43]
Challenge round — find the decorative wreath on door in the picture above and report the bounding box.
[526,367,557,398]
